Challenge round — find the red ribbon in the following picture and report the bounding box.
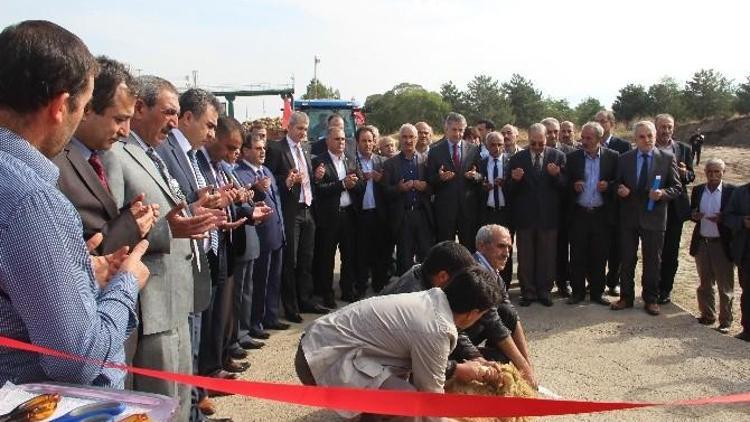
[1,335,748,418]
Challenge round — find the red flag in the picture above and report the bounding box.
[281,97,292,129]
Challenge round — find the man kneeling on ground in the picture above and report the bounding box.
[295,265,500,420]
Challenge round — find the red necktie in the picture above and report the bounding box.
[88,151,110,192]
[452,143,460,170]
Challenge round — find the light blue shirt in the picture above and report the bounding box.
[578,149,604,208]
[0,127,138,388]
[357,152,376,210]
[69,136,94,161]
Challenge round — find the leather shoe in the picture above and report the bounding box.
[519,298,533,307]
[610,299,633,310]
[239,338,265,350]
[716,324,731,334]
[734,331,750,341]
[228,347,247,360]
[557,287,571,298]
[697,316,716,325]
[265,321,291,330]
[224,359,250,373]
[606,286,620,296]
[644,303,660,316]
[301,303,329,314]
[538,297,554,307]
[323,296,338,309]
[566,295,584,305]
[248,328,270,339]
[207,389,233,398]
[657,296,671,305]
[285,313,303,324]
[590,296,611,306]
[208,419,234,422]
[208,370,237,380]
[197,397,216,416]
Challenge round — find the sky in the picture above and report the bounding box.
[3,0,749,122]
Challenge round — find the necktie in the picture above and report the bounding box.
[146,147,186,204]
[492,158,500,209]
[452,143,460,171]
[533,153,542,173]
[637,153,649,193]
[294,144,312,206]
[188,151,218,253]
[88,151,110,192]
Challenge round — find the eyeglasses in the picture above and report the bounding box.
[0,393,61,422]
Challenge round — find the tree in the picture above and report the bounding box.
[612,84,650,122]
[573,97,604,125]
[301,78,340,99]
[439,81,470,116]
[366,83,450,134]
[647,77,687,120]
[541,97,574,122]
[502,74,544,127]
[735,75,750,115]
[464,74,513,126]
[683,69,735,119]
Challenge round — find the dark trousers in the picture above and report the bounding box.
[436,209,477,252]
[620,227,664,304]
[198,250,235,375]
[516,228,557,300]
[556,221,571,292]
[233,258,254,342]
[482,206,514,284]
[252,247,283,329]
[738,253,750,332]
[605,223,621,289]
[396,208,433,275]
[295,339,316,386]
[314,207,357,300]
[355,209,390,294]
[569,207,609,299]
[659,210,684,299]
[281,206,316,317]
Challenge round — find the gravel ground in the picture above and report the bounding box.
[211,146,750,421]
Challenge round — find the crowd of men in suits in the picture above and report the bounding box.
[1,19,749,422]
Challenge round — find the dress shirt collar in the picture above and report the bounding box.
[244,159,262,174]
[69,136,94,161]
[171,128,193,154]
[475,251,498,274]
[585,147,601,160]
[286,135,301,151]
[706,181,723,194]
[357,150,372,162]
[0,127,58,184]
[129,130,151,152]
[328,150,344,162]
[602,134,612,146]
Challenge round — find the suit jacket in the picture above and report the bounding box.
[664,140,695,222]
[381,152,434,238]
[352,153,388,220]
[53,141,140,255]
[724,183,750,265]
[265,137,315,228]
[689,182,735,259]
[425,139,483,223]
[565,148,619,224]
[615,148,682,232]
[555,143,578,154]
[105,133,194,335]
[234,161,285,252]
[310,151,365,228]
[154,132,211,312]
[605,136,632,154]
[506,147,567,230]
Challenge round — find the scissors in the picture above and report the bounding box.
[51,402,125,422]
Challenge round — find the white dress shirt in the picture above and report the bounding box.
[699,183,723,238]
[328,150,352,207]
[485,154,506,208]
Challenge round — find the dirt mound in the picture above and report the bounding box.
[675,114,750,147]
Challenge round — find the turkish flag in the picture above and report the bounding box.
[281,97,292,129]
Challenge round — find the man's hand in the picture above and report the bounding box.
[129,193,158,238]
[597,180,608,192]
[370,169,383,182]
[511,167,524,181]
[86,233,129,288]
[573,181,585,193]
[649,188,664,202]
[314,163,326,181]
[413,180,428,192]
[439,165,455,181]
[254,176,271,193]
[453,361,486,383]
[617,184,630,198]
[691,210,704,222]
[195,186,222,209]
[743,216,750,229]
[218,217,248,231]
[546,162,560,177]
[678,161,688,179]
[464,165,479,181]
[118,239,151,289]
[397,178,411,192]
[252,202,274,222]
[166,202,217,239]
[493,177,504,187]
[286,169,301,189]
[521,367,538,390]
[343,173,359,189]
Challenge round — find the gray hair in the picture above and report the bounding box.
[560,120,575,130]
[633,120,656,136]
[655,113,675,125]
[365,124,380,139]
[379,135,397,146]
[528,122,547,137]
[540,117,560,129]
[135,75,177,108]
[581,121,604,139]
[595,110,616,123]
[704,157,726,171]
[179,88,221,118]
[444,112,467,127]
[485,131,504,144]
[288,111,309,127]
[399,123,417,135]
[475,224,511,249]
[500,124,518,135]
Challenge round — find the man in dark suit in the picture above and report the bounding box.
[426,112,483,250]
[655,113,695,304]
[478,131,513,285]
[565,122,619,305]
[235,135,289,335]
[560,121,581,151]
[265,111,328,322]
[689,158,735,334]
[611,120,681,316]
[506,123,567,307]
[594,110,632,297]
[311,127,365,304]
[351,126,390,294]
[723,182,750,341]
[382,124,434,276]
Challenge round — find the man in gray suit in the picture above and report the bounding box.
[611,121,681,316]
[105,76,217,421]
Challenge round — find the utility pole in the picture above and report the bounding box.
[313,56,320,98]
[192,70,198,87]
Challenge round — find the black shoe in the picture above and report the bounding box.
[557,287,571,298]
[657,296,671,305]
[519,298,533,307]
[606,286,620,296]
[590,296,611,306]
[539,297,554,307]
[566,295,584,305]
[697,316,716,325]
[340,293,358,303]
[239,338,265,350]
[285,313,303,324]
[229,347,248,360]
[716,324,731,334]
[224,360,250,373]
[734,331,750,341]
[264,321,291,330]
[323,296,338,309]
[248,328,270,340]
[301,303,329,314]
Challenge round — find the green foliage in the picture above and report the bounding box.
[612,84,650,122]
[541,97,575,122]
[573,97,604,125]
[646,77,687,120]
[302,78,340,100]
[464,74,514,126]
[366,83,450,134]
[439,81,470,117]
[502,74,544,127]
[683,69,735,119]
[735,75,750,115]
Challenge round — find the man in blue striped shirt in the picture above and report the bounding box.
[0,20,150,388]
